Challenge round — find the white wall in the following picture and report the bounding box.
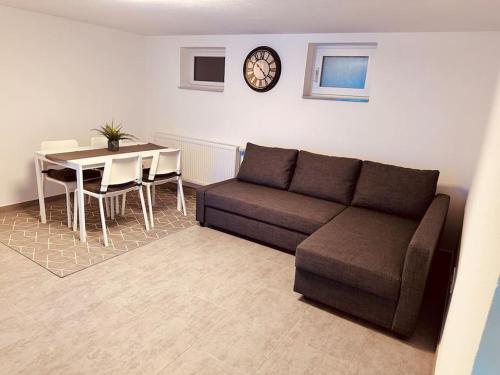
[434,73,500,375]
[0,6,146,207]
[1,5,499,253]
[145,32,500,250]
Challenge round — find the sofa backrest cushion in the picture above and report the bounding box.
[289,151,362,205]
[352,161,439,219]
[237,143,298,189]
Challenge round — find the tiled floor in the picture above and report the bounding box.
[0,225,441,374]
[0,185,196,277]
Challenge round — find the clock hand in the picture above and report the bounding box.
[255,63,266,77]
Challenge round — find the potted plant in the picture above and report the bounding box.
[93,121,136,151]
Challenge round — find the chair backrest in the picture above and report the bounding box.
[120,139,139,146]
[148,149,181,180]
[101,155,142,193]
[41,139,79,151]
[90,136,107,148]
[91,137,138,148]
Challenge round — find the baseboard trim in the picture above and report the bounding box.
[0,183,199,214]
[181,181,202,189]
[165,181,200,190]
[0,194,65,214]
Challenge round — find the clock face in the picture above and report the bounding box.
[243,46,281,92]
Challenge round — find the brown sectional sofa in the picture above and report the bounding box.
[196,143,449,337]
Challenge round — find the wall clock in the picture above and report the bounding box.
[243,46,281,92]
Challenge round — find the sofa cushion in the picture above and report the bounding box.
[352,161,439,219]
[205,180,346,235]
[237,143,298,189]
[289,151,362,205]
[296,207,419,300]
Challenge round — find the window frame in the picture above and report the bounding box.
[304,43,377,101]
[188,49,225,87]
[179,47,226,92]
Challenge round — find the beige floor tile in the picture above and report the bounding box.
[161,347,229,375]
[0,303,43,351]
[236,286,310,338]
[285,302,374,363]
[195,314,279,374]
[82,306,208,374]
[0,245,18,262]
[256,336,356,375]
[0,225,438,375]
[355,330,435,375]
[190,273,263,314]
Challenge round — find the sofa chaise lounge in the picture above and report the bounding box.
[196,143,449,337]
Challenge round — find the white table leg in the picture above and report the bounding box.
[76,166,86,242]
[34,156,47,223]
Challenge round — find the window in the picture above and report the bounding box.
[193,56,225,83]
[303,43,376,102]
[179,47,225,92]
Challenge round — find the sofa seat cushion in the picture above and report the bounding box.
[352,161,439,219]
[296,207,419,300]
[289,151,362,205]
[237,143,298,190]
[205,180,346,235]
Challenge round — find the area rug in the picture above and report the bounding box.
[0,185,196,277]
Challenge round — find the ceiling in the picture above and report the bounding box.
[1,0,499,36]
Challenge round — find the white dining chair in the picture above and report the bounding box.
[91,136,140,148]
[121,139,140,146]
[142,149,186,228]
[90,136,108,148]
[40,139,101,227]
[89,136,140,217]
[90,136,115,215]
[72,154,150,247]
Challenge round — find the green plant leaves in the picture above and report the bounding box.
[92,120,137,142]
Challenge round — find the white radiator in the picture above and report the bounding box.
[154,132,241,186]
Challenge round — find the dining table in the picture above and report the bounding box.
[34,143,169,242]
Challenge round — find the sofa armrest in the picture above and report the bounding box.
[392,193,450,336]
[196,178,237,224]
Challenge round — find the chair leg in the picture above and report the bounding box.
[121,193,126,216]
[152,184,156,207]
[110,197,115,220]
[115,195,120,215]
[73,190,78,232]
[138,187,150,231]
[176,181,182,211]
[178,177,187,216]
[64,186,72,228]
[146,184,154,229]
[105,197,110,217]
[98,196,108,247]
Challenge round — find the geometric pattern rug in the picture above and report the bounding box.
[0,185,196,277]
